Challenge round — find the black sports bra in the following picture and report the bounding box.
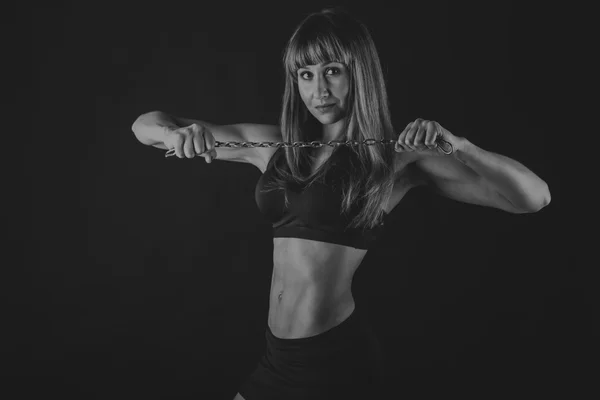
[255,147,387,249]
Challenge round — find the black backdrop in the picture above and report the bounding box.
[10,0,590,398]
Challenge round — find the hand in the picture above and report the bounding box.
[163,123,217,163]
[395,118,458,156]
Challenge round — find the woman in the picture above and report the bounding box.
[132,7,551,400]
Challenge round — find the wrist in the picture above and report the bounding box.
[452,136,473,161]
[157,122,179,140]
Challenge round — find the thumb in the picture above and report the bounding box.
[202,150,217,163]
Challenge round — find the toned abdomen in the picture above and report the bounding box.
[267,237,367,339]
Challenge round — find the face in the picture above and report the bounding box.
[297,62,349,127]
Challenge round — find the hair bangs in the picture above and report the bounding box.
[284,22,352,79]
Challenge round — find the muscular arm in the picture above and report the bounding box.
[131,111,282,165]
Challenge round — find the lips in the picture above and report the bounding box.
[315,103,335,110]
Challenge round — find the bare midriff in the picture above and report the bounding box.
[267,237,368,339]
[263,146,417,340]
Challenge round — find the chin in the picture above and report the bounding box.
[314,114,341,125]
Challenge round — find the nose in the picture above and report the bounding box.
[313,75,329,100]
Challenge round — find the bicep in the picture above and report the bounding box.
[425,176,525,213]
[415,156,524,213]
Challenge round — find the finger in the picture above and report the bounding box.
[203,129,216,162]
[396,124,412,152]
[404,123,418,150]
[424,121,437,148]
[173,134,185,159]
[203,128,215,152]
[201,153,212,163]
[183,132,196,158]
[395,141,411,152]
[434,121,445,140]
[413,122,427,150]
[394,125,406,152]
[192,129,203,155]
[396,123,410,140]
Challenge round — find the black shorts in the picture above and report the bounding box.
[238,306,385,400]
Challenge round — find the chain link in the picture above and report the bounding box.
[165,138,453,157]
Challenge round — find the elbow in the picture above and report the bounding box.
[131,113,147,135]
[131,118,140,135]
[542,185,551,208]
[131,111,159,140]
[525,198,550,213]
[522,184,551,213]
[536,183,552,211]
[131,118,143,142]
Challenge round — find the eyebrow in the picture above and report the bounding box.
[297,62,343,70]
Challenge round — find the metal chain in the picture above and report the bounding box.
[165,138,453,157]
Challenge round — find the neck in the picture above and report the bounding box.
[321,118,346,143]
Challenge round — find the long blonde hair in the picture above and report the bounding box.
[265,7,397,230]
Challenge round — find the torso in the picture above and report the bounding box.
[254,145,421,339]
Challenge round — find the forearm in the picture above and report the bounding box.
[131,111,181,146]
[453,138,551,211]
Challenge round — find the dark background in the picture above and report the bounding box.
[8,0,592,398]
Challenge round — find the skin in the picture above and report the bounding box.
[297,62,349,142]
[268,62,360,339]
[140,54,549,400]
[234,48,550,400]
[265,62,416,341]
[234,60,549,400]
[234,61,423,400]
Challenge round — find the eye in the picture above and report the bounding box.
[325,67,340,76]
[298,71,312,80]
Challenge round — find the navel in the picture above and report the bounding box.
[277,290,284,302]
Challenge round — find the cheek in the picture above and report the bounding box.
[335,79,350,103]
[298,85,311,104]
[341,86,349,103]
